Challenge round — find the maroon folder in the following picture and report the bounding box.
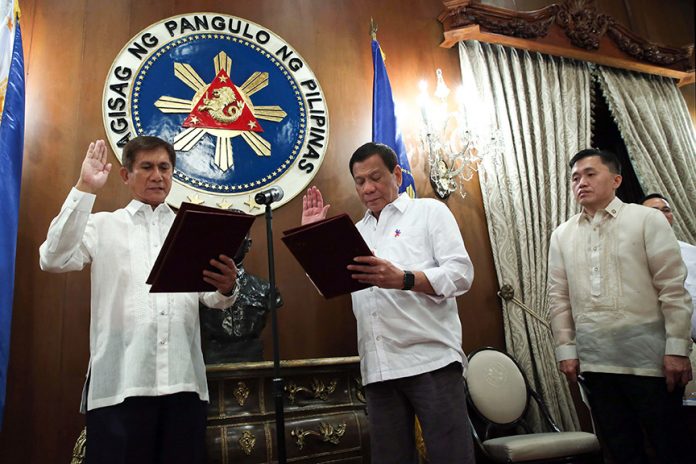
[147,202,255,293]
[281,213,373,298]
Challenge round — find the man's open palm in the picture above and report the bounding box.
[301,186,330,225]
[77,140,112,193]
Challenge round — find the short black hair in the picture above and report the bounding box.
[122,135,176,172]
[349,142,398,176]
[569,148,621,175]
[640,193,669,204]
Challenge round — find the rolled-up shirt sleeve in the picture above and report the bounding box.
[421,202,474,303]
[200,289,238,309]
[547,228,578,362]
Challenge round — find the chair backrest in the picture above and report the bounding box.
[465,348,529,425]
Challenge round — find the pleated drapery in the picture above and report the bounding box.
[459,40,592,431]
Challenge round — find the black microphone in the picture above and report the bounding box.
[255,186,284,205]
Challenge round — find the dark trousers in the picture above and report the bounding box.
[583,372,690,464]
[85,392,207,464]
[365,362,475,464]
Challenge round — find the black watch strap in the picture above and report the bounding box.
[402,271,415,291]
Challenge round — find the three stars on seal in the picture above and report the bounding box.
[154,51,287,172]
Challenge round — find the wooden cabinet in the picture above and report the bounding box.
[205,356,369,463]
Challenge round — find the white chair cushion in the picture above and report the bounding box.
[466,350,527,424]
[483,431,600,462]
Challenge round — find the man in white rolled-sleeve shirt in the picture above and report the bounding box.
[548,149,692,464]
[301,142,475,464]
[39,137,239,464]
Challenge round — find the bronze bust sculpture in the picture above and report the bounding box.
[199,232,283,364]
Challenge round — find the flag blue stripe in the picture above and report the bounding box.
[371,39,416,197]
[0,21,25,429]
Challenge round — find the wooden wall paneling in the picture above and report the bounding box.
[2,0,89,461]
[218,0,358,362]
[17,0,36,69]
[681,86,695,123]
[7,0,691,461]
[483,0,632,22]
[451,177,503,353]
[54,0,137,455]
[622,0,696,122]
[0,0,491,460]
[130,0,175,34]
[220,0,375,362]
[246,0,506,359]
[0,2,36,460]
[625,0,694,48]
[374,2,504,353]
[595,0,633,29]
[261,0,372,362]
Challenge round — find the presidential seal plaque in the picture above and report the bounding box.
[102,13,329,213]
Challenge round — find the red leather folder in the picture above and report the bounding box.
[281,213,373,298]
[147,202,255,293]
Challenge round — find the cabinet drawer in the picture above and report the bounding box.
[208,378,265,420]
[207,412,369,463]
[206,422,270,464]
[271,411,369,462]
[205,357,368,463]
[273,372,364,412]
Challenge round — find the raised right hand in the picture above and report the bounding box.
[75,140,112,194]
[301,186,330,225]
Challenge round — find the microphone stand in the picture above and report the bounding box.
[264,203,286,464]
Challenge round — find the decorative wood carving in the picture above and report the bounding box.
[556,0,610,50]
[606,22,693,68]
[442,2,559,39]
[438,0,695,86]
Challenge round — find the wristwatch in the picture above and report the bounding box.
[402,271,415,291]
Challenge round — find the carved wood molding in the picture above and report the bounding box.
[438,0,695,86]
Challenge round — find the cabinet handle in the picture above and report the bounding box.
[290,421,347,450]
[284,378,337,404]
[233,381,250,407]
[238,430,256,456]
[353,377,366,403]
